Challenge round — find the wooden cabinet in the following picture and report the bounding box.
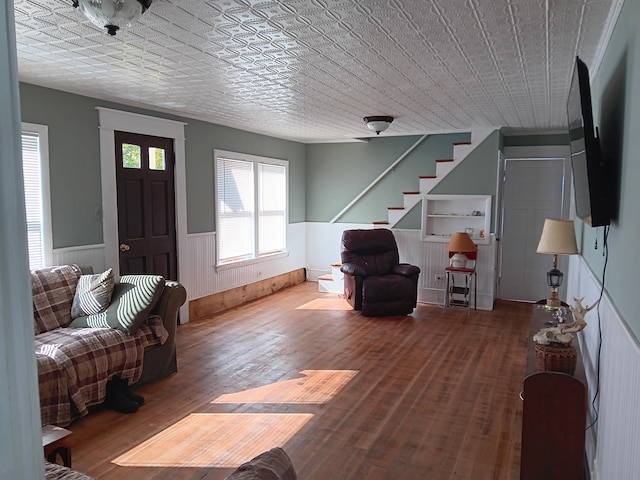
[520,306,588,480]
[422,194,491,244]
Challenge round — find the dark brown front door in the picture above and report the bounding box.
[115,131,177,280]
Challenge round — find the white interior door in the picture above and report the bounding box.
[499,158,569,302]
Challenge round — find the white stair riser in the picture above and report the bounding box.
[318,278,343,294]
[331,265,343,281]
[403,194,422,209]
[385,129,496,228]
[388,210,405,225]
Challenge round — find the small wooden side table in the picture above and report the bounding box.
[520,306,588,480]
[42,424,72,467]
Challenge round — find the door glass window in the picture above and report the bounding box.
[149,147,166,170]
[122,143,141,168]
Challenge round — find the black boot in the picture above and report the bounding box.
[104,377,138,413]
[115,375,145,406]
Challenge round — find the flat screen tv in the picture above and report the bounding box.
[567,56,610,227]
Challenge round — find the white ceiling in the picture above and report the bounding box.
[13,0,622,143]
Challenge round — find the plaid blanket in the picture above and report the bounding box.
[45,461,94,480]
[36,316,167,427]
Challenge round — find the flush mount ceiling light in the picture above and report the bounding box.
[364,116,394,135]
[72,0,152,36]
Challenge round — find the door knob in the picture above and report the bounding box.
[119,243,130,252]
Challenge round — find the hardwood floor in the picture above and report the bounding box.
[63,282,532,479]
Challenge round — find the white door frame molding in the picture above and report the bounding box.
[1,2,45,476]
[499,144,572,302]
[97,107,189,322]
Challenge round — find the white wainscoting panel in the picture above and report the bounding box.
[408,232,496,310]
[304,222,369,281]
[567,255,640,480]
[184,223,306,304]
[304,224,497,310]
[52,244,105,272]
[49,224,306,324]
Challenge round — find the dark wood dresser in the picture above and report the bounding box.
[520,305,588,480]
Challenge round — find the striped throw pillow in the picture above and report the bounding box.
[70,274,165,334]
[71,268,115,319]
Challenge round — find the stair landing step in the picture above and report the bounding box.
[318,274,335,281]
[403,191,420,195]
[387,207,405,210]
[453,141,472,146]
[419,175,437,179]
[373,221,389,225]
[436,158,454,163]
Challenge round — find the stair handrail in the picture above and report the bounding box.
[329,134,428,224]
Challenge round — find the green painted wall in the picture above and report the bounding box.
[19,85,103,248]
[503,133,569,146]
[583,0,640,339]
[394,202,422,229]
[431,130,500,231]
[18,82,499,249]
[181,120,306,233]
[305,132,471,224]
[19,83,306,247]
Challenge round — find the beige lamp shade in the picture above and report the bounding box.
[446,232,477,253]
[536,219,578,255]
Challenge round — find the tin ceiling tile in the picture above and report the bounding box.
[12,0,624,142]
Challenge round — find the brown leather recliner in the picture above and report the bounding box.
[340,229,421,316]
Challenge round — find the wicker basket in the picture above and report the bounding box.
[534,343,577,375]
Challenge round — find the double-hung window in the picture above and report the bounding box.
[215,150,288,267]
[20,123,52,270]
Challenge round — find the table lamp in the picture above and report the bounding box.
[536,218,578,308]
[446,232,477,268]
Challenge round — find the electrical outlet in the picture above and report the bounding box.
[434,274,444,282]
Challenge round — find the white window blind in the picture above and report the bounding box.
[215,150,287,267]
[257,162,286,255]
[21,124,51,270]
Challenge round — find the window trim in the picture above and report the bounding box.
[214,149,289,270]
[21,122,53,268]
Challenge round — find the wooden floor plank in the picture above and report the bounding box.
[61,282,531,479]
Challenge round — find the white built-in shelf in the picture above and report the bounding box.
[422,194,491,244]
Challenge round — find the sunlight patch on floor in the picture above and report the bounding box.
[212,369,358,404]
[112,413,312,468]
[296,297,351,310]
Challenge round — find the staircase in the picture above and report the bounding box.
[317,262,343,294]
[317,128,495,293]
[373,128,495,228]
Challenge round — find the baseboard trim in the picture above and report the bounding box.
[418,287,494,311]
[188,268,306,322]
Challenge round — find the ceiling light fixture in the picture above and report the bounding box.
[364,116,394,135]
[72,0,152,36]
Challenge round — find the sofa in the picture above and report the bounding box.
[45,461,94,480]
[33,264,186,427]
[224,448,297,480]
[42,447,296,480]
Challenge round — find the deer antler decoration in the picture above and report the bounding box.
[533,297,598,346]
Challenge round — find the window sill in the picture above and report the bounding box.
[215,251,289,272]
